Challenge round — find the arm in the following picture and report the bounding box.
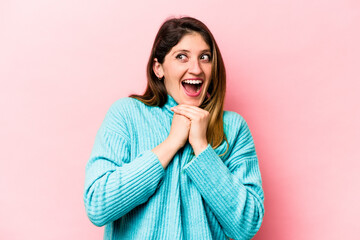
[152,113,191,168]
[83,102,165,227]
[183,115,264,240]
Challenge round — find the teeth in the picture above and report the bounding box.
[182,80,203,84]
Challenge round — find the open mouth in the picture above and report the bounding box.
[181,79,203,97]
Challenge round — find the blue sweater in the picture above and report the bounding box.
[84,95,264,240]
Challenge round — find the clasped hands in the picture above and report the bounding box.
[169,105,210,156]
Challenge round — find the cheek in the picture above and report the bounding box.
[164,65,178,79]
[201,63,211,77]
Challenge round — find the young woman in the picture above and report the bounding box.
[84,16,264,240]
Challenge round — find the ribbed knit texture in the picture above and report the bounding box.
[84,95,264,240]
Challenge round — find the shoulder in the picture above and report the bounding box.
[223,111,247,129]
[109,97,144,112]
[106,97,150,117]
[223,110,253,142]
[102,97,147,133]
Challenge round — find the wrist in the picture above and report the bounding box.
[152,138,182,169]
[164,136,184,152]
[191,141,208,156]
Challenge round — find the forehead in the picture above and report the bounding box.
[170,32,210,52]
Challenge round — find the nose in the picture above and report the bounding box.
[188,59,203,75]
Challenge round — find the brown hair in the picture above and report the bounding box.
[130,16,227,151]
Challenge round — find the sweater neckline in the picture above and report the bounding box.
[163,94,178,114]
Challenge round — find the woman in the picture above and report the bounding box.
[84,16,264,240]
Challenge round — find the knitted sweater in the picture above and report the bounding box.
[84,95,264,240]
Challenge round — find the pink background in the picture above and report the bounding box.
[1,0,359,239]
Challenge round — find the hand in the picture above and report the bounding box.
[167,113,191,150]
[152,113,190,169]
[171,105,210,155]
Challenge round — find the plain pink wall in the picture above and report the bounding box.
[1,0,359,239]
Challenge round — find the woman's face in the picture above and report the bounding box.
[154,32,212,106]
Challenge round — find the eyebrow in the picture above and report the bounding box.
[172,49,211,56]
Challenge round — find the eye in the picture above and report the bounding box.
[200,54,211,62]
[176,54,188,61]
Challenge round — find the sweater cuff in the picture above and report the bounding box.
[129,150,165,196]
[182,145,248,207]
[183,144,220,176]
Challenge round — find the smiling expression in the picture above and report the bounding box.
[153,32,212,106]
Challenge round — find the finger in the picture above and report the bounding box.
[171,105,199,116]
[174,105,207,114]
[172,107,198,120]
[171,106,208,121]
[173,113,191,122]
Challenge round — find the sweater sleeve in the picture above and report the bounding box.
[83,100,165,227]
[183,114,264,240]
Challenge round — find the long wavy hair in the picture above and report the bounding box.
[130,16,227,151]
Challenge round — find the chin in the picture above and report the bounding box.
[180,96,204,107]
[183,101,200,106]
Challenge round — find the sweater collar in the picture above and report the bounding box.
[163,94,178,114]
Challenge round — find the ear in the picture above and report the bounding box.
[153,58,164,79]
